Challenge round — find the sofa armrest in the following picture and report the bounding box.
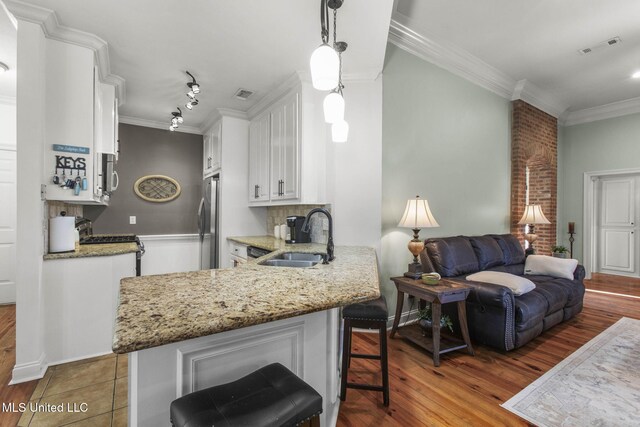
[450,278,516,351]
[574,264,585,282]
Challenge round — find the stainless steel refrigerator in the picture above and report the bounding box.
[198,175,219,270]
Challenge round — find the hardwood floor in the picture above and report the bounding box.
[337,274,640,427]
[0,305,37,427]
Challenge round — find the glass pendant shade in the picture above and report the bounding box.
[331,119,349,143]
[310,44,340,90]
[323,91,345,123]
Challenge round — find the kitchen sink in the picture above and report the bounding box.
[260,252,324,268]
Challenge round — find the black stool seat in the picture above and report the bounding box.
[342,296,388,320]
[170,363,322,427]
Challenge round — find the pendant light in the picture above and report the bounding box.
[310,0,340,90]
[323,89,344,123]
[332,119,349,143]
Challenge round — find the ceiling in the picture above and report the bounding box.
[9,0,393,131]
[393,0,640,113]
[0,1,16,99]
[5,0,639,124]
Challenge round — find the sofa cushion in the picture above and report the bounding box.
[525,255,578,280]
[468,236,504,270]
[466,271,535,296]
[425,237,480,277]
[486,264,525,276]
[530,282,569,315]
[514,291,547,331]
[489,234,525,265]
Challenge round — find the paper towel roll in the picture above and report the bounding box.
[49,215,76,253]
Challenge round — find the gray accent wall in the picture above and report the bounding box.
[381,43,512,309]
[85,124,203,235]
[558,112,640,261]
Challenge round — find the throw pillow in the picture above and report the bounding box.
[466,271,536,296]
[489,234,526,265]
[469,236,504,270]
[524,255,578,280]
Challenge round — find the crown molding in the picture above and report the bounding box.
[512,79,568,119]
[247,72,302,119]
[563,96,640,127]
[119,116,202,135]
[388,15,516,99]
[5,0,126,105]
[199,108,248,133]
[0,95,16,106]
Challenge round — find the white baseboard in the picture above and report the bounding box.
[0,281,16,304]
[10,353,47,384]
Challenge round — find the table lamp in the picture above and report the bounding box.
[518,204,551,255]
[398,195,440,279]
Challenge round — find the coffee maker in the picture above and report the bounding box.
[286,216,311,244]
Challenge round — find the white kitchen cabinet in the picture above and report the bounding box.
[248,82,325,207]
[248,112,270,202]
[42,253,136,364]
[203,120,222,178]
[228,241,248,267]
[43,39,118,204]
[270,92,299,201]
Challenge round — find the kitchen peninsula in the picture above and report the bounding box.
[112,242,380,427]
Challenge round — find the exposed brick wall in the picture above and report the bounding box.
[511,100,557,255]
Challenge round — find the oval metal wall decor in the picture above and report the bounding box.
[134,175,181,203]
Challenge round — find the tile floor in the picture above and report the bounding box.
[18,353,128,427]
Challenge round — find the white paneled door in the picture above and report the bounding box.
[597,176,639,277]
[0,150,16,303]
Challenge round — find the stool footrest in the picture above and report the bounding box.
[350,353,381,360]
[346,382,385,392]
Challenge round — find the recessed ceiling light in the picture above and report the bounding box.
[632,71,640,79]
[0,62,8,74]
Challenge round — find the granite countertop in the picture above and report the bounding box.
[44,242,139,260]
[227,235,292,252]
[112,244,380,354]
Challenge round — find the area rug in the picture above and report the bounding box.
[501,317,640,427]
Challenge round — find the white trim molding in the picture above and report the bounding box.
[563,96,640,126]
[119,116,202,135]
[5,0,126,104]
[10,352,47,384]
[388,15,516,100]
[512,79,568,118]
[0,95,16,106]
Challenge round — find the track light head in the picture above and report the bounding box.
[186,71,201,95]
[185,97,199,110]
[172,107,184,123]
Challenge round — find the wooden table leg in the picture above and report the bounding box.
[432,302,441,367]
[390,290,404,338]
[457,300,475,356]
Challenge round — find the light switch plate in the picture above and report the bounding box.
[129,216,136,225]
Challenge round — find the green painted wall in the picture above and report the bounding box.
[558,112,640,261]
[381,43,511,311]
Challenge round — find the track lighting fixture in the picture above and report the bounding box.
[169,107,184,131]
[164,71,203,131]
[185,97,199,110]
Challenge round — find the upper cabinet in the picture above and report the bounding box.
[248,113,270,202]
[248,80,325,206]
[203,120,222,178]
[43,39,118,204]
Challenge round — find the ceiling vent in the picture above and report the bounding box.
[578,37,622,55]
[234,88,254,100]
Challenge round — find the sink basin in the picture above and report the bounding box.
[260,252,324,268]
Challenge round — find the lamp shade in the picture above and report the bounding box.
[310,44,340,90]
[398,196,440,229]
[323,91,345,123]
[518,204,551,225]
[331,119,349,143]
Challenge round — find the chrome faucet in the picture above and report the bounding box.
[302,208,334,262]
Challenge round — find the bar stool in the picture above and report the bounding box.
[170,363,322,427]
[340,296,389,406]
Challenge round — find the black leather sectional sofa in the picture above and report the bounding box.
[419,234,585,351]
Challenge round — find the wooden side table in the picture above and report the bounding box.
[390,277,475,366]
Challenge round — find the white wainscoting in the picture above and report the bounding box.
[138,234,200,276]
[129,309,341,427]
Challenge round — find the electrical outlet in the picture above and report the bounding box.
[322,218,329,231]
[129,216,136,225]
